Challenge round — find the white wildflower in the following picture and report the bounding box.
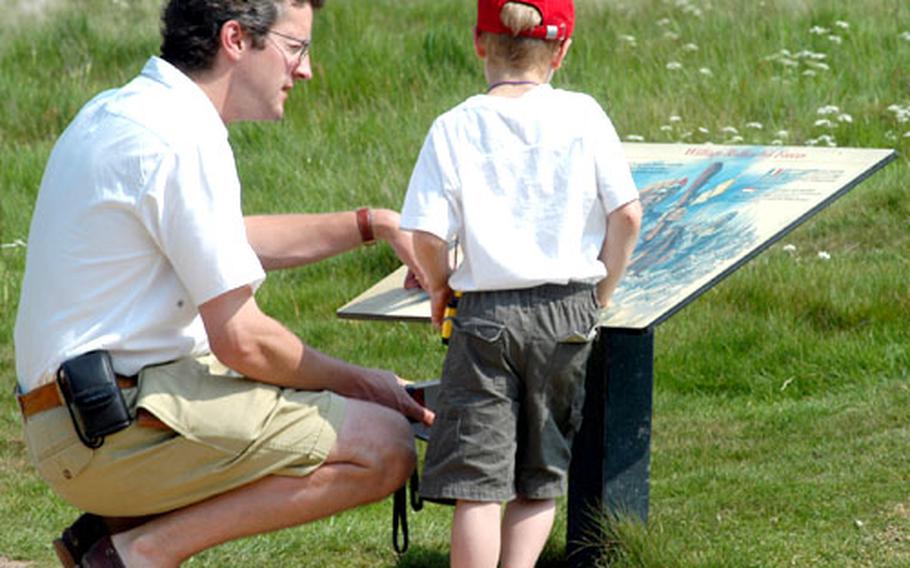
[780,58,800,68]
[888,105,910,123]
[619,34,637,44]
[698,67,713,76]
[817,134,837,146]
[776,130,790,139]
[814,118,835,128]
[817,105,840,115]
[805,138,819,146]
[625,134,645,142]
[664,31,681,41]
[904,131,910,138]
[666,61,683,70]
[727,135,744,143]
[683,42,699,52]
[721,126,739,134]
[745,122,764,130]
[1,239,27,249]
[835,21,849,30]
[698,126,710,134]
[802,70,817,77]
[808,51,827,60]
[809,25,829,35]
[837,113,853,123]
[782,244,797,253]
[657,17,672,27]
[818,251,831,260]
[828,35,843,44]
[807,61,830,71]
[660,124,674,132]
[669,115,683,122]
[901,31,910,42]
[771,139,784,145]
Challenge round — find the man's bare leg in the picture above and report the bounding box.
[108,399,415,567]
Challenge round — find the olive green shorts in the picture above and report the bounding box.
[420,283,599,503]
[21,355,346,516]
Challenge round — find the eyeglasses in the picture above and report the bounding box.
[266,30,311,67]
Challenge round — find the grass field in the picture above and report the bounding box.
[1,0,908,566]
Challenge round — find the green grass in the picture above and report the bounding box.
[1,0,909,566]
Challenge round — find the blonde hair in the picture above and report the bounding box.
[500,2,541,34]
[482,2,560,72]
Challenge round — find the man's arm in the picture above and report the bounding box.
[597,199,643,309]
[244,209,425,283]
[198,285,434,426]
[411,230,452,329]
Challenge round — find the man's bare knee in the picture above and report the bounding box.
[329,399,416,493]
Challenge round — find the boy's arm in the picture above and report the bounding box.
[597,200,643,309]
[412,231,453,328]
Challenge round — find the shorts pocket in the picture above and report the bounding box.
[453,316,505,343]
[25,409,95,484]
[136,358,282,455]
[35,441,94,484]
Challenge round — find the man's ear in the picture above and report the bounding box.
[551,37,572,71]
[220,20,247,62]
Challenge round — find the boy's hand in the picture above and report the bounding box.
[428,284,454,329]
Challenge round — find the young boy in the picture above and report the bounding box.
[400,1,642,566]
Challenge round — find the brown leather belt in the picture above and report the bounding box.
[17,376,171,430]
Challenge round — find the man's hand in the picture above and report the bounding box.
[372,209,428,289]
[356,369,435,427]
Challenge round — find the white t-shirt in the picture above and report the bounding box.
[14,57,265,391]
[400,84,638,292]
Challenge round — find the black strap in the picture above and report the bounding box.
[392,469,423,554]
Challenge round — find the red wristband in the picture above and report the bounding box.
[356,207,375,245]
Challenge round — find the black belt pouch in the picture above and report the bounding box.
[57,350,132,449]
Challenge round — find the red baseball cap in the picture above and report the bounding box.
[477,0,574,41]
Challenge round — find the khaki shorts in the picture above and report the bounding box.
[21,355,346,516]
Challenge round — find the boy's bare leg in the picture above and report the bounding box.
[108,399,415,568]
[450,500,502,568]
[500,497,556,568]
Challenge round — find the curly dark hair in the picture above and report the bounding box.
[160,0,324,73]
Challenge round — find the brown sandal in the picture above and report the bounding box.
[53,514,109,568]
[54,514,154,567]
[80,535,126,568]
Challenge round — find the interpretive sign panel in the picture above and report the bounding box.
[337,143,895,328]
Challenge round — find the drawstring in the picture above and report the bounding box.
[392,469,423,554]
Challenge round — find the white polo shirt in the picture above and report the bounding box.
[401,84,639,292]
[14,57,265,391]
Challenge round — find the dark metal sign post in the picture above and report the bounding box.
[567,328,654,566]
